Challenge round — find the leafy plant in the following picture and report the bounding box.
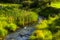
[48,15,60,33]
[53,30,60,40]
[16,10,38,26]
[29,30,52,40]
[7,16,15,23]
[35,20,48,29]
[0,21,8,28]
[5,23,17,31]
[0,28,8,37]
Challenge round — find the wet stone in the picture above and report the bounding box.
[5,27,35,40]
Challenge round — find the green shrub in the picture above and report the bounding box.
[29,30,52,40]
[0,15,8,21]
[0,5,38,26]
[53,30,60,40]
[0,4,19,17]
[7,16,15,23]
[29,36,36,40]
[0,28,8,37]
[48,15,60,33]
[0,21,8,28]
[5,23,17,31]
[0,4,38,38]
[16,10,38,26]
[35,20,48,29]
[35,15,59,30]
[35,15,60,33]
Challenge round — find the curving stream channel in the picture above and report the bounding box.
[4,17,42,40]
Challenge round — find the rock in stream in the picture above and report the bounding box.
[4,26,35,40]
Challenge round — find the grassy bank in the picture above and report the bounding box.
[0,4,38,39]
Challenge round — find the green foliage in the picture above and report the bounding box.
[5,23,17,31]
[35,14,60,33]
[50,2,60,8]
[29,14,60,40]
[0,5,38,26]
[21,0,50,10]
[0,16,17,37]
[35,15,59,30]
[48,15,60,33]
[29,36,36,40]
[0,21,8,28]
[39,7,60,18]
[0,28,8,37]
[0,4,38,38]
[35,20,48,29]
[29,30,52,40]
[0,14,17,37]
[16,10,38,26]
[0,16,8,28]
[0,16,7,21]
[53,30,60,40]
[48,15,59,24]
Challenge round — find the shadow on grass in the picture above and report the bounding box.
[38,7,60,19]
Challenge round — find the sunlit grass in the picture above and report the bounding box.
[0,4,20,8]
[50,2,60,8]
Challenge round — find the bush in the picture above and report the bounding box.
[35,15,60,33]
[0,28,8,37]
[53,30,60,40]
[35,20,48,29]
[0,15,17,37]
[0,5,38,26]
[30,14,60,40]
[16,10,38,26]
[29,30,52,40]
[7,16,15,23]
[48,15,60,33]
[0,21,8,28]
[29,36,36,40]
[5,23,17,31]
[35,15,58,30]
[0,15,8,21]
[0,4,38,38]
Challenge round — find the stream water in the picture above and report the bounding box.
[4,17,41,40]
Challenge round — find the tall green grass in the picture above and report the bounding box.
[0,4,38,38]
